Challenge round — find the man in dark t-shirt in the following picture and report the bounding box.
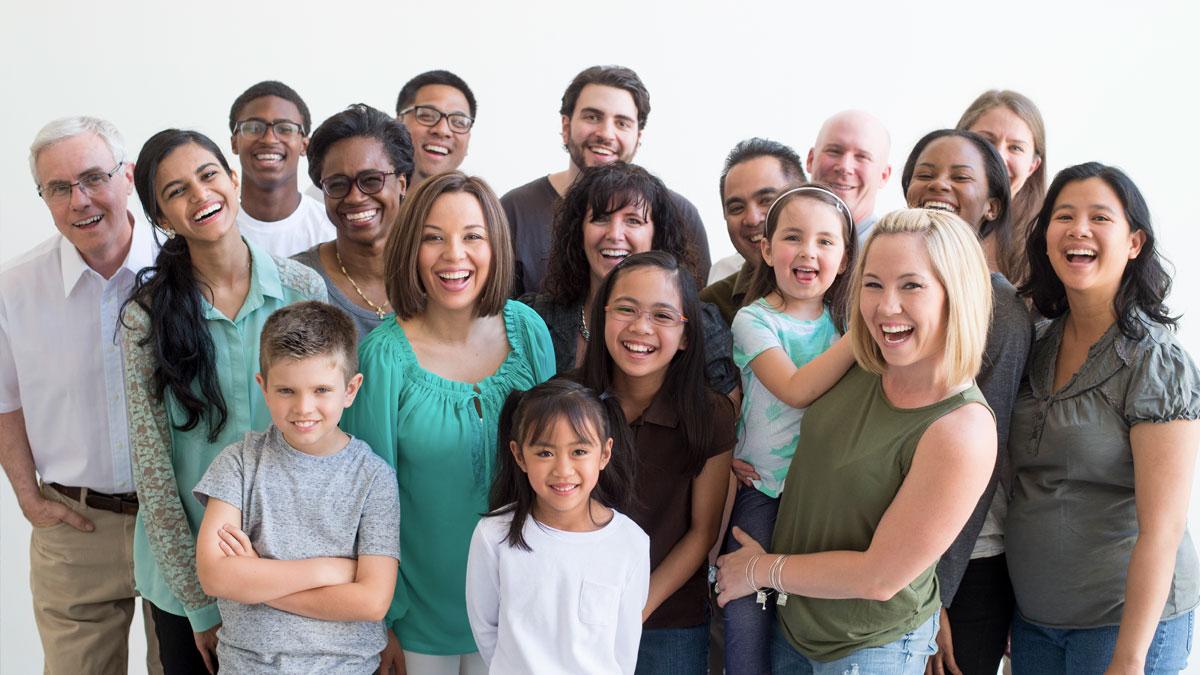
[501,65,711,296]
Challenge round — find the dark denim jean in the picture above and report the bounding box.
[635,623,710,675]
[1011,610,1193,674]
[721,484,781,675]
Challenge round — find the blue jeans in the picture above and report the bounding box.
[1011,611,1193,674]
[635,623,709,675]
[722,484,781,675]
[771,612,939,674]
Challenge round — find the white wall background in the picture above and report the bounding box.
[2,1,1199,672]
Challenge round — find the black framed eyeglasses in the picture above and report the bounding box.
[38,160,124,202]
[399,105,474,134]
[235,119,304,139]
[320,170,399,199]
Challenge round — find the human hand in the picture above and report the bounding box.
[193,624,220,674]
[925,608,961,675]
[714,527,768,607]
[22,495,94,531]
[216,523,258,558]
[1102,650,1145,675]
[378,628,406,675]
[730,459,760,487]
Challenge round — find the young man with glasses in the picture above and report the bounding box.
[230,80,335,256]
[500,64,711,296]
[395,70,476,186]
[1,116,161,674]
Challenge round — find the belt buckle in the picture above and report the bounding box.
[84,492,139,515]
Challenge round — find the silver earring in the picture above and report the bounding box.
[162,227,176,240]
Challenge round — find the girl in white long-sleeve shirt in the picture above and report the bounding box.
[466,378,649,674]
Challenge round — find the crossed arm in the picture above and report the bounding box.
[195,498,397,622]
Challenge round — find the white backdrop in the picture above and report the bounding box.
[2,1,1199,672]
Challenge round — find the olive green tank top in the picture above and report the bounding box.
[771,366,991,662]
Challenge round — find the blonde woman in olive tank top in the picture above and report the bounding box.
[714,209,998,673]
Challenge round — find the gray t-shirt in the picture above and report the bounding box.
[1007,314,1200,628]
[292,244,390,340]
[193,426,401,674]
[501,175,712,296]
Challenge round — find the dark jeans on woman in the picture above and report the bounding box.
[945,553,1015,675]
[150,603,216,674]
[636,623,710,675]
[1012,611,1193,674]
[721,483,781,675]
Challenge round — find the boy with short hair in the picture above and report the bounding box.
[194,301,399,673]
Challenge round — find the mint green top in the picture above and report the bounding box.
[772,366,990,661]
[341,300,555,655]
[731,301,839,497]
[122,240,326,630]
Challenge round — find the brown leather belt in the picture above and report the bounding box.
[48,483,139,515]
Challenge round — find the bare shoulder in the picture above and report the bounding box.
[920,401,997,460]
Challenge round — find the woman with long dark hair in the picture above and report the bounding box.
[520,162,738,397]
[121,129,326,673]
[1007,163,1199,673]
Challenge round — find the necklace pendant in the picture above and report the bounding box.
[376,308,386,319]
[776,592,788,607]
[756,589,768,609]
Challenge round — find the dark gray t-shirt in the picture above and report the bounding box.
[193,426,400,674]
[292,244,390,340]
[501,175,712,296]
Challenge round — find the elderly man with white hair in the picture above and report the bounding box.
[0,116,160,674]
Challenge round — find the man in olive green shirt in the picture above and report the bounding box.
[701,138,806,325]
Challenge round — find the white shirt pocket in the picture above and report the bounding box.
[578,579,618,626]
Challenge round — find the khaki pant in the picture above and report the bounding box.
[30,483,163,675]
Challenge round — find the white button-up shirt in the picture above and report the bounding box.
[0,217,158,493]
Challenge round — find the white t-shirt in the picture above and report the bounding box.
[237,194,335,258]
[466,508,649,675]
[708,252,745,285]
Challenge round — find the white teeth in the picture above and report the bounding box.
[749,234,764,243]
[423,144,450,156]
[193,203,221,221]
[590,146,615,156]
[600,249,629,258]
[551,484,578,494]
[292,420,318,430]
[344,210,378,222]
[255,153,283,161]
[73,214,103,227]
[622,341,655,353]
[1066,249,1096,257]
[922,201,957,213]
[437,270,470,280]
[881,325,913,334]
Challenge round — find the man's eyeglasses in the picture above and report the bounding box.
[235,119,304,139]
[38,161,124,203]
[399,105,474,134]
[320,170,400,199]
[605,303,688,328]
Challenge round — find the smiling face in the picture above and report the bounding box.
[35,132,135,269]
[562,84,642,170]
[321,136,407,246]
[230,95,308,193]
[968,106,1041,198]
[906,136,1000,233]
[583,199,655,289]
[401,84,473,183]
[859,232,948,378]
[512,414,612,531]
[257,355,362,456]
[723,155,793,261]
[762,197,848,316]
[603,265,687,389]
[806,112,891,223]
[418,191,492,314]
[153,143,240,243]
[1045,177,1145,303]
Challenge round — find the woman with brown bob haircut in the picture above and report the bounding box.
[342,172,556,674]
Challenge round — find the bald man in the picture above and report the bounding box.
[806,110,892,241]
